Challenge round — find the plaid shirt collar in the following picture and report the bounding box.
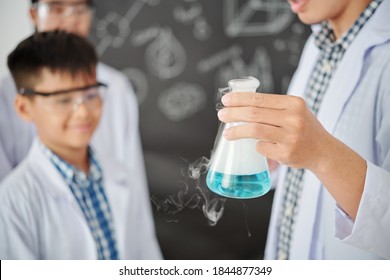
[314,0,383,54]
[38,141,102,188]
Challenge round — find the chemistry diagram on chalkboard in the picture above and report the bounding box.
[224,0,294,36]
[91,0,308,122]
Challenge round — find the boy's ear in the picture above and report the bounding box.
[14,95,34,122]
[29,7,38,26]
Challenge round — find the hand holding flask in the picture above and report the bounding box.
[206,77,271,199]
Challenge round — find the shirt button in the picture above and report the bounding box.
[278,251,288,260]
[284,205,293,217]
[323,60,332,72]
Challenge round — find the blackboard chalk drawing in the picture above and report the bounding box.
[158,83,207,122]
[131,26,161,47]
[197,45,243,73]
[96,11,131,55]
[95,0,151,55]
[173,3,203,24]
[173,2,212,41]
[145,29,187,80]
[273,23,307,67]
[198,45,273,92]
[193,17,212,41]
[216,46,274,92]
[224,0,293,37]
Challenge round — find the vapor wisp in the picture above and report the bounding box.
[151,157,226,226]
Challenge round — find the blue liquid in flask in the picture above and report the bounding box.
[206,169,271,199]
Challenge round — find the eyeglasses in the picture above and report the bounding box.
[19,82,107,115]
[32,1,94,19]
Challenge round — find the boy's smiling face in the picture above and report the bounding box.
[16,68,102,155]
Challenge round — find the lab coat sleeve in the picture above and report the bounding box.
[0,75,34,182]
[334,63,390,259]
[0,184,37,259]
[335,163,390,259]
[0,141,12,183]
[0,77,14,181]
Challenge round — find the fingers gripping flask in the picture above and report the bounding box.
[206,77,271,199]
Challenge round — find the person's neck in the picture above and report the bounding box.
[44,142,90,174]
[328,0,373,40]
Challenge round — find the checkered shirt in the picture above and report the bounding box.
[276,0,383,260]
[39,142,120,260]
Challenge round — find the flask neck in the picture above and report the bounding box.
[230,87,258,92]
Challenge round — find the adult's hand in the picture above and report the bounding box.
[218,92,332,172]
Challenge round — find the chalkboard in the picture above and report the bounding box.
[90,0,311,259]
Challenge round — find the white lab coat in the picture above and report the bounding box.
[0,63,162,259]
[265,0,390,259]
[0,139,162,259]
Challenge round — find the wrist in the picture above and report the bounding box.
[306,130,335,176]
[307,134,366,218]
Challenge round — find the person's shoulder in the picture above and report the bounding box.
[96,62,138,112]
[0,73,16,95]
[96,62,136,97]
[97,62,128,83]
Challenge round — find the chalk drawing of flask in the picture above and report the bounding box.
[206,76,271,199]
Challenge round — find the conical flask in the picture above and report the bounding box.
[206,77,271,199]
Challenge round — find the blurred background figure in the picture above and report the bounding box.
[0,0,311,259]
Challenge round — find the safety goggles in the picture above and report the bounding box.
[19,82,107,114]
[32,1,94,19]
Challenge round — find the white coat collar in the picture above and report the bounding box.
[27,138,128,200]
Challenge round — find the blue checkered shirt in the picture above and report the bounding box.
[276,0,383,260]
[39,142,120,260]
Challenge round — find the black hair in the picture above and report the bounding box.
[7,30,97,91]
[31,0,94,5]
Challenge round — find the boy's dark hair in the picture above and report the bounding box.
[7,30,97,91]
[31,0,93,5]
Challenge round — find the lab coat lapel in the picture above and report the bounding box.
[317,47,358,134]
[290,171,321,259]
[28,139,75,201]
[97,153,130,258]
[284,36,321,259]
[318,0,390,133]
[98,152,130,206]
[287,36,318,99]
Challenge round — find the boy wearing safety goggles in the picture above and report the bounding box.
[0,31,161,260]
